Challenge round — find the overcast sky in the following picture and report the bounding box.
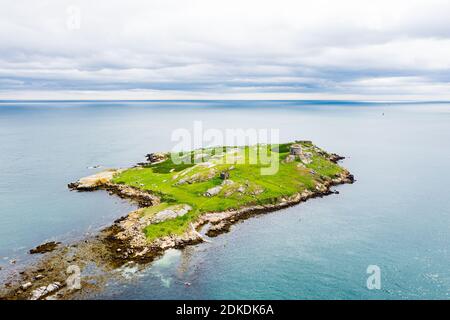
[1,0,450,100]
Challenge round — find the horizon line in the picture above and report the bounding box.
[1,99,450,104]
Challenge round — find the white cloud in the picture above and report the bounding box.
[1,0,450,99]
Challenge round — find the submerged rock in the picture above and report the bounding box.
[29,241,60,254]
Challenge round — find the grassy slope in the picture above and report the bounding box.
[113,142,344,241]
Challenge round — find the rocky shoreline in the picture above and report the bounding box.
[0,153,353,300]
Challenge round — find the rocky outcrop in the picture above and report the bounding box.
[175,167,217,185]
[151,204,192,223]
[146,152,168,164]
[29,241,60,254]
[69,170,160,207]
[204,185,223,197]
[329,153,345,163]
[20,282,32,291]
[104,183,160,207]
[68,169,123,190]
[284,154,295,163]
[299,152,313,164]
[115,204,192,249]
[30,282,62,300]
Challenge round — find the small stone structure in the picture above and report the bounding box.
[286,143,313,164]
[290,144,302,156]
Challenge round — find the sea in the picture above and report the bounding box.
[0,100,449,299]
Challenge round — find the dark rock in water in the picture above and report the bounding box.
[29,241,61,254]
[220,171,230,180]
[67,182,80,189]
[348,174,355,183]
[329,153,345,163]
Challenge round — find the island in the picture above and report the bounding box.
[69,141,354,261]
[1,141,353,300]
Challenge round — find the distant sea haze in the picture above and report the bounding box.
[0,100,449,299]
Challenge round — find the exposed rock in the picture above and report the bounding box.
[151,228,203,250]
[68,169,123,190]
[284,154,296,163]
[20,282,32,291]
[250,186,264,196]
[151,204,192,223]
[204,180,236,197]
[222,179,234,186]
[329,153,345,163]
[237,186,246,193]
[30,282,62,300]
[220,171,230,180]
[299,152,313,164]
[146,152,168,164]
[315,183,328,193]
[290,144,303,155]
[104,183,160,207]
[206,221,230,237]
[205,185,222,197]
[29,241,61,254]
[176,168,217,185]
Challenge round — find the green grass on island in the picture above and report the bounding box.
[112,141,345,242]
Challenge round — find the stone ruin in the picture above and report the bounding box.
[290,144,302,155]
[285,143,313,164]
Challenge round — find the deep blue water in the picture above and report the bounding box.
[0,100,449,299]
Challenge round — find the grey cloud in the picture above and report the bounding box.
[1,0,450,99]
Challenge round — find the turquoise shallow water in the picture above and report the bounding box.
[0,100,449,299]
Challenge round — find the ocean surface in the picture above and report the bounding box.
[0,100,449,299]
